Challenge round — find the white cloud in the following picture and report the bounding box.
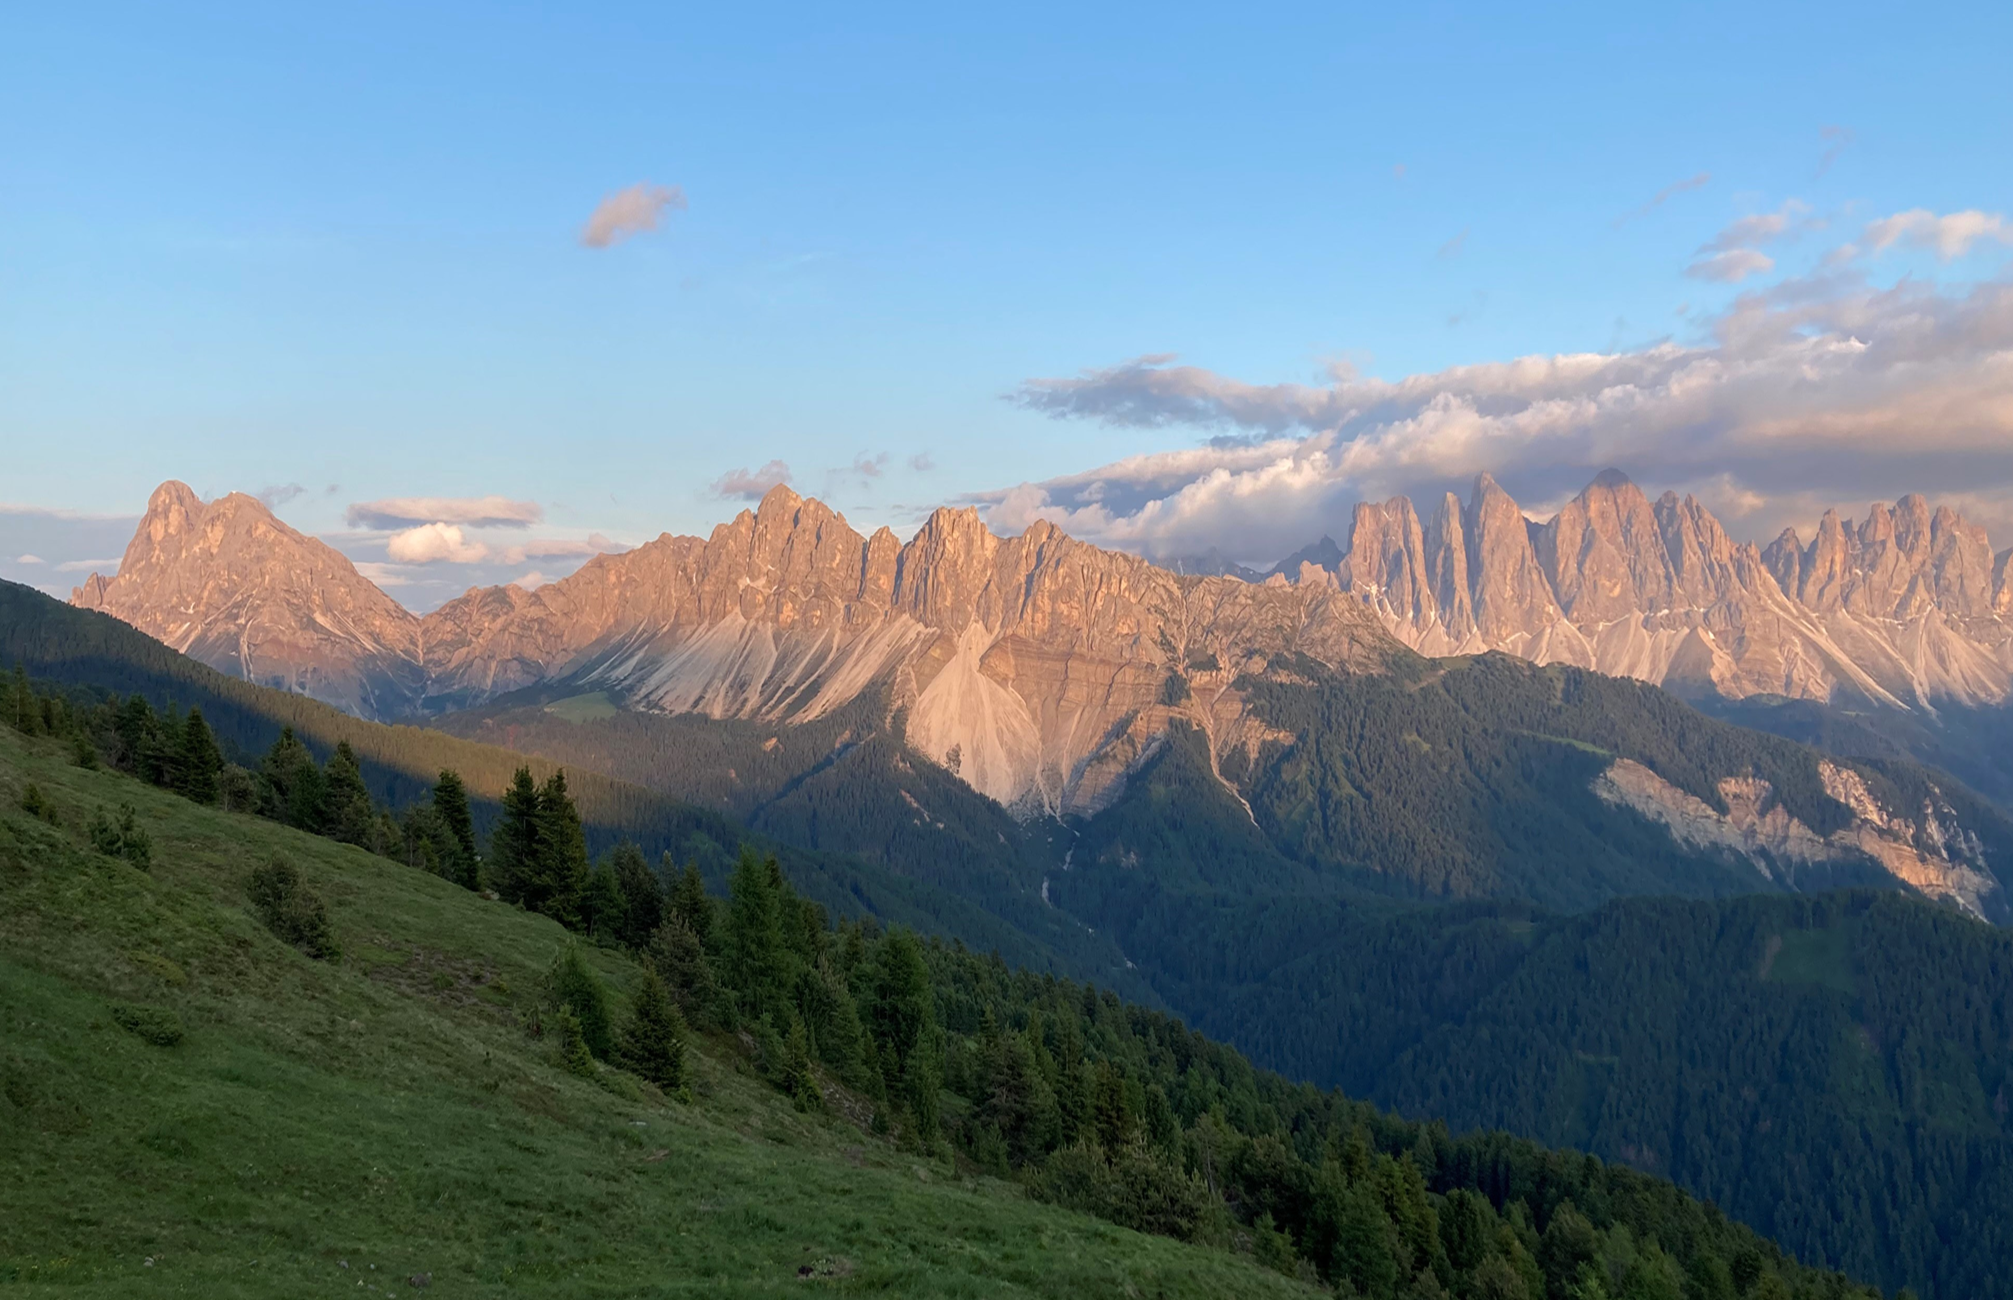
[387,523,490,564]
[993,267,2013,564]
[256,483,305,509]
[1699,200,1811,253]
[909,452,936,472]
[351,561,413,588]
[711,460,793,500]
[1816,125,1855,178]
[1685,248,1776,283]
[346,496,542,529]
[1865,209,2012,260]
[580,183,688,249]
[55,557,122,572]
[15,554,43,565]
[513,571,551,590]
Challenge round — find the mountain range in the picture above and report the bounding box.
[1282,469,2013,711]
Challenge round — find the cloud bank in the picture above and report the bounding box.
[346,496,543,530]
[581,183,688,249]
[989,237,2013,563]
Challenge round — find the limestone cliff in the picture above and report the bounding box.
[1292,471,2013,711]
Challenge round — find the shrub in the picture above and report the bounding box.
[86,803,150,868]
[110,1003,184,1047]
[1027,1139,1219,1242]
[19,783,55,823]
[246,856,338,959]
[553,1005,596,1077]
[549,944,613,1060]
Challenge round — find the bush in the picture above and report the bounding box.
[19,783,55,823]
[553,1005,596,1078]
[246,857,338,958]
[110,1003,184,1047]
[1027,1139,1219,1242]
[86,803,150,869]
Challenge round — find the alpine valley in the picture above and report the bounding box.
[37,470,2013,1297]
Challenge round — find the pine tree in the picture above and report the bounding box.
[724,849,792,1020]
[617,966,688,1090]
[668,858,714,949]
[112,693,156,772]
[580,861,626,940]
[321,740,375,846]
[431,769,478,887]
[489,767,543,907]
[645,915,725,1028]
[553,1005,596,1078]
[176,706,223,804]
[610,842,663,949]
[256,727,325,831]
[535,770,589,926]
[550,943,613,1060]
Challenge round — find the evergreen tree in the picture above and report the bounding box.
[549,943,613,1060]
[430,769,478,888]
[580,861,626,941]
[723,849,792,1019]
[616,966,688,1090]
[488,767,543,908]
[255,727,325,831]
[534,770,590,926]
[112,693,156,772]
[610,842,664,949]
[668,858,714,949]
[553,1005,595,1078]
[321,739,375,846]
[175,706,223,804]
[645,915,725,1028]
[431,768,477,861]
[864,928,939,1136]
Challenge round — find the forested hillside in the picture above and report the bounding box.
[0,719,1883,1299]
[0,579,1146,1001]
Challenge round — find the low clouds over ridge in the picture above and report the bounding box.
[346,495,543,529]
[990,233,2013,564]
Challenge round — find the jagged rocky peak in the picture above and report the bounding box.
[74,478,1401,815]
[1291,472,2013,711]
[71,482,428,718]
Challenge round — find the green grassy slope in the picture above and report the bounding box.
[0,722,1312,1299]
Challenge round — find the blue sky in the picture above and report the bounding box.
[5,1,2011,603]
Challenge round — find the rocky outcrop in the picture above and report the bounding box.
[1290,472,2013,711]
[1591,757,2003,920]
[72,482,428,717]
[77,482,1400,815]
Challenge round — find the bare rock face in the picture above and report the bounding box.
[77,482,1399,815]
[1591,757,2003,921]
[72,482,428,717]
[1296,471,2013,711]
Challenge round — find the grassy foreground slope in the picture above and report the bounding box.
[0,724,1308,1299]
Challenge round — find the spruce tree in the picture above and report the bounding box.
[176,706,223,804]
[724,849,792,1020]
[534,770,589,926]
[668,858,714,949]
[553,1005,596,1078]
[645,915,725,1028]
[617,967,687,1090]
[431,769,478,884]
[580,861,626,941]
[610,842,664,949]
[550,943,613,1060]
[321,740,375,846]
[256,727,325,831]
[113,693,156,772]
[489,767,543,907]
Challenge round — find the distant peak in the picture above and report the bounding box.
[1589,467,1634,490]
[146,480,202,516]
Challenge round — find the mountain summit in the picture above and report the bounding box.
[1295,471,2013,710]
[75,483,1399,813]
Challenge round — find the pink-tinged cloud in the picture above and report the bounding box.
[1685,249,1775,283]
[711,460,793,500]
[581,183,689,249]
